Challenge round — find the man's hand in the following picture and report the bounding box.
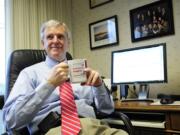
[83,68,102,87]
[47,62,69,87]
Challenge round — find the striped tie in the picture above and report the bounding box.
[60,82,81,135]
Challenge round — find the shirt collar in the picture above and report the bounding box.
[45,55,67,68]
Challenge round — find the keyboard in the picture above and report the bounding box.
[121,98,154,103]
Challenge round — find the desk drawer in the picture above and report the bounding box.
[170,112,180,130]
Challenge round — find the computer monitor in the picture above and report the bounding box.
[111,43,167,99]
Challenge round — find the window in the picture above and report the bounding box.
[0,0,5,95]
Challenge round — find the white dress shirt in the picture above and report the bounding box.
[3,56,114,134]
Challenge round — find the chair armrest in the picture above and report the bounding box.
[0,95,4,109]
[96,111,134,135]
[109,111,134,135]
[38,112,61,134]
[2,112,61,135]
[2,127,29,135]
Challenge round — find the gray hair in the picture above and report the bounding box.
[40,20,71,40]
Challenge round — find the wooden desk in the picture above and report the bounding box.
[114,100,180,135]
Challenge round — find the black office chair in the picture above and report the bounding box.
[0,95,4,109]
[4,49,134,135]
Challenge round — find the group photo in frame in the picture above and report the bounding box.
[130,0,175,42]
[89,15,119,50]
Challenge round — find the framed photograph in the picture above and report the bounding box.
[89,15,119,50]
[89,0,114,9]
[130,0,174,42]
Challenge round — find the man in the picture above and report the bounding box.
[3,20,128,135]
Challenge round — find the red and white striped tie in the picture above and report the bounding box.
[60,82,81,135]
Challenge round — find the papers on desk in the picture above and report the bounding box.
[151,100,180,105]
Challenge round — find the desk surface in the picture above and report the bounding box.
[115,100,180,112]
[114,100,180,134]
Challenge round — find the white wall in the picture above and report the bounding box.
[71,0,180,98]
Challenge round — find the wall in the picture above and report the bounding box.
[71,0,180,98]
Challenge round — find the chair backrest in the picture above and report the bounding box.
[5,49,72,100]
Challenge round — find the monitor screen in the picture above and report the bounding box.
[111,43,167,85]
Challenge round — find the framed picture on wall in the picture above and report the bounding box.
[89,0,114,9]
[89,15,119,50]
[130,0,175,42]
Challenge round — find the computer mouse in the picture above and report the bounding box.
[160,98,174,104]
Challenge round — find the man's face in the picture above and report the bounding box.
[42,26,69,62]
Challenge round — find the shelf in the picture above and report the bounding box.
[102,118,165,129]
